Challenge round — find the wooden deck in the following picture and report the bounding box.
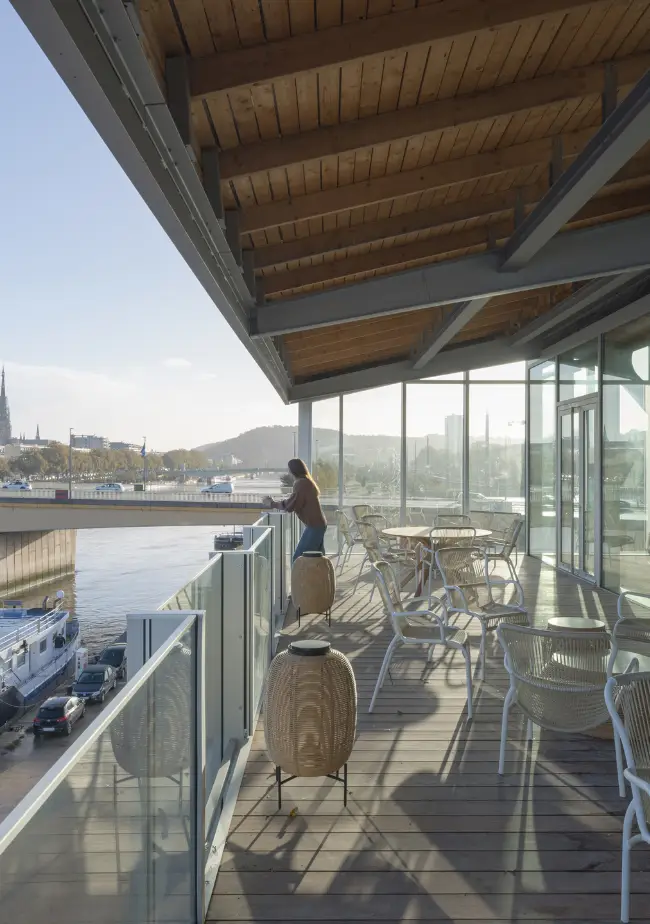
[210,555,650,922]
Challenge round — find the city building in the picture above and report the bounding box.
[72,434,109,450]
[109,441,141,452]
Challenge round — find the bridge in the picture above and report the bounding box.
[0,490,268,531]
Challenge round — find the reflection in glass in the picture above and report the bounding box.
[343,386,401,522]
[312,397,340,553]
[0,622,198,923]
[468,383,525,520]
[560,412,573,569]
[559,340,598,400]
[529,361,556,564]
[252,534,273,719]
[585,407,596,577]
[406,382,464,524]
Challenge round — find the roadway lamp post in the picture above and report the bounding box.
[68,428,73,498]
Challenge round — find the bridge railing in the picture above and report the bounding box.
[0,488,269,506]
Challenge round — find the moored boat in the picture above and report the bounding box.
[0,593,80,728]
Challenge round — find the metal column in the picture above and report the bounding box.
[400,382,407,525]
[298,401,313,469]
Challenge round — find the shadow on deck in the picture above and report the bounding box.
[210,555,650,923]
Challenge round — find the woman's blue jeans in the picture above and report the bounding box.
[293,525,327,562]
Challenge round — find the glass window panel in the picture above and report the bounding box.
[406,382,464,525]
[0,622,198,923]
[604,314,650,383]
[343,386,401,522]
[420,372,464,381]
[470,361,526,381]
[252,533,273,718]
[559,340,598,400]
[529,361,556,564]
[603,380,650,593]
[312,397,340,553]
[469,384,525,520]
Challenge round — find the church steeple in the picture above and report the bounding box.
[36,424,40,441]
[0,367,11,446]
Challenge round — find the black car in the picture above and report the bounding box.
[96,642,127,680]
[72,664,117,703]
[33,696,85,737]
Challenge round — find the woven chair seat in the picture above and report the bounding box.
[468,601,528,630]
[401,623,468,646]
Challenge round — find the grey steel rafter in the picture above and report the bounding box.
[500,68,650,271]
[412,298,491,369]
[254,212,650,338]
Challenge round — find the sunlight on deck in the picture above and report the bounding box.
[211,555,649,923]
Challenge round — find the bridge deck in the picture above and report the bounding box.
[211,555,650,923]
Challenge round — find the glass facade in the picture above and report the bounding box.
[529,361,556,563]
[406,380,464,523]
[603,316,650,593]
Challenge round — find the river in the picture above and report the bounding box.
[20,525,218,653]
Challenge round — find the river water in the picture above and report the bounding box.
[21,526,218,653]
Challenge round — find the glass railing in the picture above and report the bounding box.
[0,614,202,924]
[0,512,293,923]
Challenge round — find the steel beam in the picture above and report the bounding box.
[509,272,643,346]
[539,291,650,357]
[412,297,491,369]
[288,340,529,403]
[500,68,650,271]
[255,212,650,338]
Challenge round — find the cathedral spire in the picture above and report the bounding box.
[0,367,11,445]
[36,424,40,441]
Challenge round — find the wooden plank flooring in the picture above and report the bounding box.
[210,555,650,922]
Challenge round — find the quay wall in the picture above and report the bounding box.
[0,530,76,596]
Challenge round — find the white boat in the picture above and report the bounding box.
[0,593,80,728]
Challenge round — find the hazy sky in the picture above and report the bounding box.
[0,3,296,451]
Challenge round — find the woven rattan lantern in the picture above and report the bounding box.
[291,551,336,626]
[264,639,356,807]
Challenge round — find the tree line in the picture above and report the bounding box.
[0,444,211,481]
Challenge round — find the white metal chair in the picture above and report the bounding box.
[352,521,415,600]
[336,509,361,573]
[605,672,650,923]
[436,546,528,680]
[435,513,471,527]
[369,560,473,717]
[485,514,524,577]
[497,624,622,782]
[416,526,477,601]
[352,504,373,523]
[607,591,650,677]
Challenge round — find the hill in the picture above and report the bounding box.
[194,425,448,468]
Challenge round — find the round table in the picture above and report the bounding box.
[547,616,607,633]
[382,526,492,541]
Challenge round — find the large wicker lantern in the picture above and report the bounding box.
[291,551,336,626]
[264,639,356,807]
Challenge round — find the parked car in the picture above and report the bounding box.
[72,664,117,702]
[201,481,234,495]
[33,696,85,736]
[95,483,125,492]
[2,479,32,491]
[96,642,127,680]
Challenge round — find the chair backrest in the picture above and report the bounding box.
[435,513,471,527]
[430,525,476,549]
[605,672,650,836]
[502,515,524,556]
[491,511,516,541]
[372,560,404,614]
[336,509,354,543]
[361,513,389,532]
[357,520,382,561]
[469,510,493,531]
[498,623,611,732]
[353,504,373,522]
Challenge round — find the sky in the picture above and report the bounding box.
[0,3,296,451]
[0,4,533,454]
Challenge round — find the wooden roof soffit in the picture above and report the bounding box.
[187,0,606,99]
[219,54,650,181]
[261,184,650,296]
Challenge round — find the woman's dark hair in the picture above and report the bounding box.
[288,458,320,494]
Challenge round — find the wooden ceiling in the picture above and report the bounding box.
[138,0,650,384]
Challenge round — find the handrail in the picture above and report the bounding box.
[0,612,198,854]
[0,606,68,650]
